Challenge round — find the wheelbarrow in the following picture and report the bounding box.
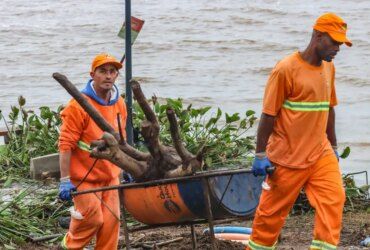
[73,168,266,249]
[122,168,265,225]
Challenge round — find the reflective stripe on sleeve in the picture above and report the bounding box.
[77,140,91,152]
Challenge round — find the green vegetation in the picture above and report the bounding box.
[0,179,69,246]
[133,97,257,168]
[0,97,67,246]
[1,96,256,178]
[343,174,370,212]
[0,96,62,177]
[0,145,5,157]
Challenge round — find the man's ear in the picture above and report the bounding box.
[90,71,94,78]
[315,31,323,43]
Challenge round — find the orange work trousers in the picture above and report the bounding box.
[62,178,120,250]
[248,153,345,250]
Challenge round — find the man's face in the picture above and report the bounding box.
[90,64,119,91]
[317,33,343,62]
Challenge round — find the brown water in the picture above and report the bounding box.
[0,0,369,177]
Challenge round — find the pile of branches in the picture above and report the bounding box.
[0,181,68,245]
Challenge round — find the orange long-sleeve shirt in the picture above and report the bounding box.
[59,95,127,182]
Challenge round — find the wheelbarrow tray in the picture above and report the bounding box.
[123,169,264,225]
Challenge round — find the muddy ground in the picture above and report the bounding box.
[24,210,369,249]
[119,211,369,250]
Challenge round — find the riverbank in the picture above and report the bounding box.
[2,167,369,249]
[22,210,370,249]
[124,210,370,249]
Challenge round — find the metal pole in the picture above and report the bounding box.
[72,168,259,196]
[190,224,197,249]
[125,0,134,145]
[119,190,131,249]
[202,177,217,250]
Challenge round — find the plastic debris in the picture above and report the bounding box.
[360,237,370,247]
[203,226,252,235]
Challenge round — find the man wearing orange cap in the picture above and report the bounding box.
[248,13,352,249]
[58,53,127,249]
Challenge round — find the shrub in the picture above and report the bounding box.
[0,96,62,176]
[133,97,257,169]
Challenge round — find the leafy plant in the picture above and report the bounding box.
[340,146,351,159]
[0,182,69,246]
[343,174,370,211]
[133,97,257,168]
[0,95,256,178]
[0,96,63,177]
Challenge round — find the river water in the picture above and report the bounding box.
[1,0,369,178]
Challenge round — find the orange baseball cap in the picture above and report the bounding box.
[91,53,123,72]
[313,13,352,47]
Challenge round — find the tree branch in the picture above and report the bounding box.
[90,133,148,179]
[53,72,151,161]
[166,108,193,161]
[141,121,161,157]
[164,164,193,178]
[131,79,158,124]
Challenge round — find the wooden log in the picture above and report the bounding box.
[166,108,193,162]
[90,133,148,179]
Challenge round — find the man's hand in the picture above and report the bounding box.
[332,145,339,162]
[59,177,76,201]
[334,150,339,162]
[123,172,134,183]
[252,152,273,176]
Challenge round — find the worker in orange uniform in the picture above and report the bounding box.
[58,53,127,249]
[248,13,352,250]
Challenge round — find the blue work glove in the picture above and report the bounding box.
[252,152,272,176]
[332,146,339,162]
[334,150,339,161]
[334,150,339,162]
[59,178,76,201]
[123,172,134,183]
